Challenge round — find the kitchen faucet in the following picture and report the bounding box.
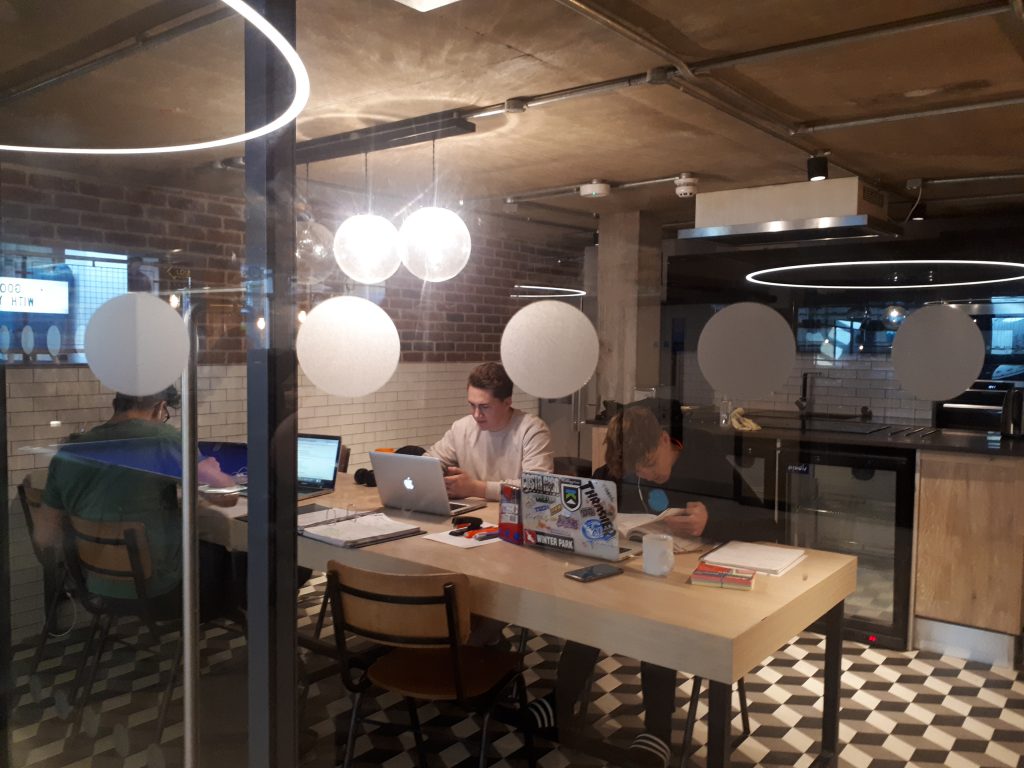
[795,371,822,413]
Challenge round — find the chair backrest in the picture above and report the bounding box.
[18,470,51,563]
[327,560,471,648]
[64,516,154,596]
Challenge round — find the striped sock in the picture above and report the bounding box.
[629,732,671,768]
[526,693,557,731]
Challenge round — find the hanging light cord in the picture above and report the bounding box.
[903,184,923,223]
[432,139,438,207]
[364,152,372,214]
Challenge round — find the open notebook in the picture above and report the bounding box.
[297,507,422,548]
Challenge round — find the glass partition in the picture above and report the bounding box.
[5,3,1022,768]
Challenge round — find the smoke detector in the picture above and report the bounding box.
[674,173,698,198]
[579,180,611,198]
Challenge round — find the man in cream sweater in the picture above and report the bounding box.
[427,362,554,501]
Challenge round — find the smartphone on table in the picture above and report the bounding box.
[564,563,624,582]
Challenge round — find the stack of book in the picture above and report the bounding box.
[701,541,805,576]
[690,562,756,590]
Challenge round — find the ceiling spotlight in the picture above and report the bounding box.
[807,154,829,182]
[674,173,698,198]
[579,180,611,198]
[911,203,927,221]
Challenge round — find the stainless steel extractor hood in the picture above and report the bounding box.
[676,178,903,249]
[677,214,902,246]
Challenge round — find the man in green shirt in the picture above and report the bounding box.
[36,386,235,615]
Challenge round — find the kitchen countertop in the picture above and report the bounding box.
[681,412,1024,458]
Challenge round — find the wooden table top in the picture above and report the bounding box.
[222,476,857,683]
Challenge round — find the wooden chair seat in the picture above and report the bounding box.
[369,646,521,701]
[327,560,535,768]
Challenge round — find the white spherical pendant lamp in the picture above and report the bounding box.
[296,296,400,398]
[85,293,188,396]
[501,301,599,398]
[333,213,401,284]
[398,206,471,282]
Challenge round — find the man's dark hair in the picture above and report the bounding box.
[112,385,180,414]
[467,362,514,400]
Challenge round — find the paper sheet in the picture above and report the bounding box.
[422,530,503,549]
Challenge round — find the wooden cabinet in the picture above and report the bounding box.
[915,452,1024,635]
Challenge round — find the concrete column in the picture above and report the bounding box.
[596,211,663,405]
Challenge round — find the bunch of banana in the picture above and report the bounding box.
[728,407,761,431]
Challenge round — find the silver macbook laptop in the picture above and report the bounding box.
[520,471,637,561]
[369,452,486,516]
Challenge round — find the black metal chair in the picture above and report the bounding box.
[326,560,535,768]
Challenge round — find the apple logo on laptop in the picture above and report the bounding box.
[403,476,415,491]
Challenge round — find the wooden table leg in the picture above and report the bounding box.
[706,679,732,768]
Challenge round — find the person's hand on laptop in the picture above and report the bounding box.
[198,457,236,487]
[197,457,241,507]
[443,466,485,499]
[664,501,708,537]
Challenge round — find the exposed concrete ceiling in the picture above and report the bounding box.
[1,0,1023,231]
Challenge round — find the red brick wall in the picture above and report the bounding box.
[0,164,583,365]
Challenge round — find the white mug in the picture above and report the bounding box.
[642,533,675,577]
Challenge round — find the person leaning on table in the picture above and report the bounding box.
[33,386,240,621]
[426,361,554,500]
[520,405,711,768]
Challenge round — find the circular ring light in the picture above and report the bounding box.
[85,293,188,395]
[697,302,796,400]
[509,285,587,299]
[747,259,1024,290]
[0,0,309,156]
[891,304,984,401]
[501,301,599,399]
[296,296,400,398]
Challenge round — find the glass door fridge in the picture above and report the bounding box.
[784,443,915,649]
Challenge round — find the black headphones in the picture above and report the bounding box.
[354,468,376,487]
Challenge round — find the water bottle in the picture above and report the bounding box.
[719,397,732,427]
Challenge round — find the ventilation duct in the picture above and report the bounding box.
[676,177,901,248]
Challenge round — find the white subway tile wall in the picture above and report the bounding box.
[5,360,537,640]
[719,353,935,425]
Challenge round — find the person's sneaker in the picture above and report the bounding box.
[628,732,671,768]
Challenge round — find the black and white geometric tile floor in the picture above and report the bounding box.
[8,579,1023,768]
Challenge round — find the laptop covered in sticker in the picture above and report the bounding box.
[520,471,636,562]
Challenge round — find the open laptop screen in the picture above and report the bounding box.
[297,434,341,488]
